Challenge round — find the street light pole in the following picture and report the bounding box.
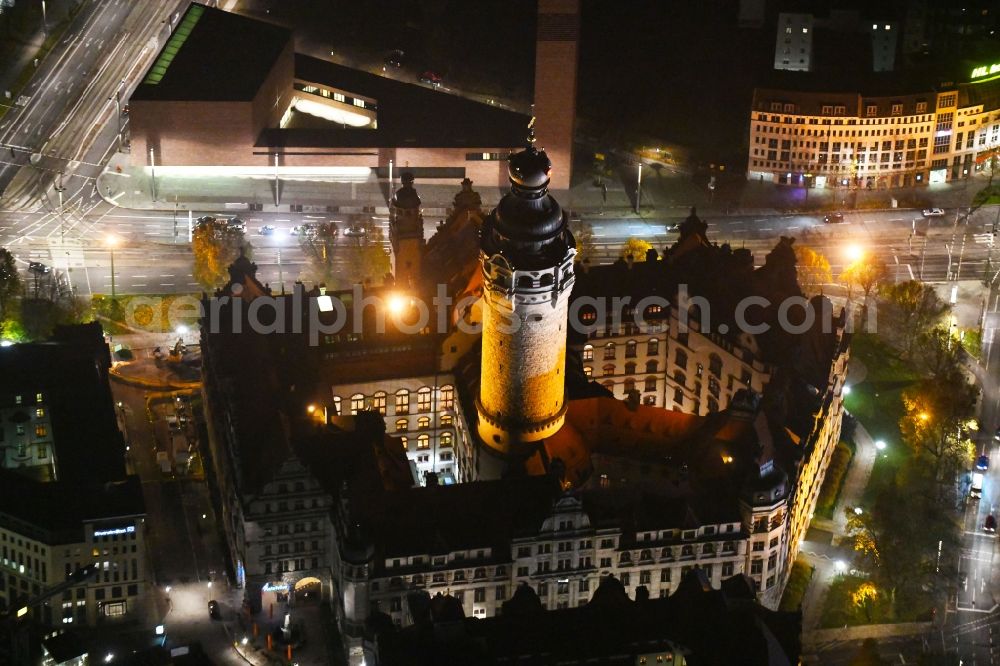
[634,161,642,214]
[41,0,47,34]
[110,246,116,299]
[149,147,157,202]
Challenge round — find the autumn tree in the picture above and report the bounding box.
[192,218,246,290]
[840,253,887,304]
[620,238,653,263]
[570,219,597,266]
[852,581,878,622]
[877,281,949,358]
[793,245,832,297]
[299,222,339,288]
[344,219,391,286]
[0,248,21,321]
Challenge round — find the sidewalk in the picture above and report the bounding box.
[99,148,988,221]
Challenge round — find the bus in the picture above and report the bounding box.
[971,472,984,499]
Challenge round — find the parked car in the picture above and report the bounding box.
[986,514,997,533]
[208,600,220,619]
[258,225,276,236]
[977,455,990,471]
[384,49,404,69]
[343,224,367,237]
[823,212,845,224]
[418,70,442,86]
[922,207,945,217]
[960,572,968,590]
[226,217,246,233]
[27,261,50,274]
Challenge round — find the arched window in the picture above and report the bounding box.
[350,393,365,415]
[440,384,455,409]
[619,552,632,564]
[584,366,593,377]
[412,574,424,586]
[331,396,342,416]
[673,371,686,404]
[371,391,387,414]
[395,419,409,432]
[395,389,410,415]
[604,342,616,360]
[440,414,453,426]
[640,549,652,562]
[440,432,453,448]
[708,397,719,413]
[624,361,636,375]
[583,344,594,362]
[417,416,431,429]
[645,360,658,373]
[674,349,687,370]
[647,338,659,356]
[539,273,554,287]
[417,434,430,450]
[603,364,615,377]
[474,567,486,579]
[400,436,408,450]
[625,340,637,358]
[643,394,656,405]
[702,543,714,555]
[681,545,694,557]
[624,378,636,393]
[417,387,432,412]
[644,376,657,392]
[708,353,723,378]
[661,547,673,559]
[517,275,534,288]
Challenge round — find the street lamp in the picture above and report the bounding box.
[845,244,864,263]
[105,234,120,299]
[875,439,887,451]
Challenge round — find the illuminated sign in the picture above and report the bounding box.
[93,526,135,538]
[971,63,1000,80]
[262,582,289,593]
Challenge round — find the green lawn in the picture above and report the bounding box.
[815,442,853,518]
[778,559,814,612]
[821,575,933,627]
[843,334,920,506]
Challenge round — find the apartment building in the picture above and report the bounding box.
[747,75,1000,187]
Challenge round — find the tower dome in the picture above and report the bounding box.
[392,172,421,209]
[484,146,571,270]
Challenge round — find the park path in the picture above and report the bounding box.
[799,358,877,631]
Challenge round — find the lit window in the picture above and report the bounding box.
[400,436,408,450]
[35,425,47,438]
[372,391,387,415]
[353,98,365,108]
[417,388,432,412]
[802,27,808,33]
[35,408,44,418]
[333,92,345,103]
[440,432,453,448]
[395,390,410,415]
[440,385,455,409]
[582,345,593,362]
[350,393,365,415]
[395,419,408,433]
[417,416,431,429]
[417,434,430,450]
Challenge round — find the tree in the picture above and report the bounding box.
[840,254,887,304]
[793,245,832,297]
[899,375,976,499]
[300,222,339,288]
[852,582,878,622]
[570,220,597,266]
[620,238,653,263]
[878,281,949,358]
[0,248,21,321]
[192,218,246,290]
[344,219,391,286]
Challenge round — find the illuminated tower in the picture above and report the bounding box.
[477,145,576,458]
[533,0,580,193]
[389,172,424,288]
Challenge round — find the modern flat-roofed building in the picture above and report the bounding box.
[0,324,150,630]
[128,2,582,192]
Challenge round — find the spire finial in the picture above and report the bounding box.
[527,116,536,147]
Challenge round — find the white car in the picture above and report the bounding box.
[922,208,945,217]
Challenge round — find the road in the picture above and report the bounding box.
[2,205,998,298]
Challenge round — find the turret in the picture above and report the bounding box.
[476,145,576,459]
[389,172,425,288]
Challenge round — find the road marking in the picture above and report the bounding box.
[760,227,773,231]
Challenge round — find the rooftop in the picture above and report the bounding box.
[257,54,530,149]
[132,3,291,102]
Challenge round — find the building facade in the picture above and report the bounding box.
[748,76,1000,187]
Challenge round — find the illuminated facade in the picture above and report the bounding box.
[747,74,1000,187]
